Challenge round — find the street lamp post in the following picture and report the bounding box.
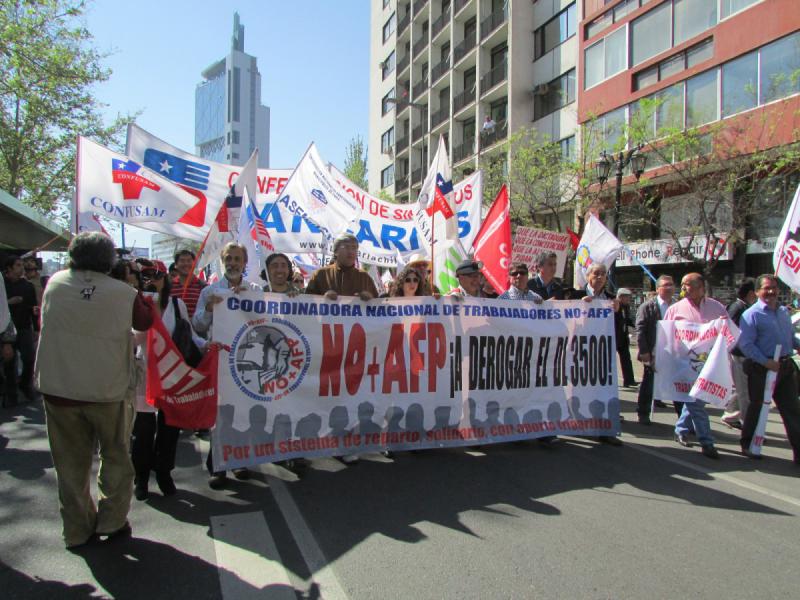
[596,145,648,237]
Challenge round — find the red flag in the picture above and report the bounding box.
[473,184,511,295]
[566,227,580,251]
[146,316,219,429]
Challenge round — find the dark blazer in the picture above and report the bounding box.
[635,297,662,361]
[528,276,566,300]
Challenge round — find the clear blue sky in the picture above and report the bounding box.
[85,0,369,170]
[83,0,370,249]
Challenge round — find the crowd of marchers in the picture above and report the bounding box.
[2,231,799,552]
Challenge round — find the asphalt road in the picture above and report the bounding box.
[2,363,800,599]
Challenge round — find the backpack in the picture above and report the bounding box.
[171,297,203,368]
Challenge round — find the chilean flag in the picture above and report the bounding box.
[472,184,511,295]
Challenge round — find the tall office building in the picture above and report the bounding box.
[368,0,581,201]
[195,12,271,168]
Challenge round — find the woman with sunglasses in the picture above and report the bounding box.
[390,265,429,298]
[131,259,207,500]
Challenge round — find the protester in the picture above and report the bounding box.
[193,242,261,488]
[305,233,378,300]
[172,249,206,318]
[3,254,38,403]
[131,259,207,500]
[634,275,676,425]
[615,288,637,388]
[391,265,427,298]
[35,232,154,549]
[576,263,623,446]
[304,233,376,464]
[527,251,565,300]
[737,275,800,462]
[263,253,301,296]
[665,273,726,459]
[499,263,542,302]
[481,275,499,299]
[1,273,16,408]
[23,256,47,307]
[723,278,757,429]
[448,259,484,298]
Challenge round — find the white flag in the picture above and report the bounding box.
[773,183,800,293]
[276,143,362,241]
[75,136,207,240]
[236,188,266,286]
[574,215,623,288]
[413,136,458,252]
[688,333,735,408]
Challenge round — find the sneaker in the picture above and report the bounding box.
[208,472,227,489]
[701,445,720,459]
[98,521,132,542]
[741,447,762,460]
[721,414,742,430]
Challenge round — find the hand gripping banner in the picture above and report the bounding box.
[146,316,219,429]
[210,292,620,471]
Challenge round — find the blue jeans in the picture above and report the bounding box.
[675,401,713,447]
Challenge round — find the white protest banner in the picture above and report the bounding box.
[773,183,800,294]
[688,334,734,408]
[653,318,740,403]
[76,136,211,241]
[574,215,623,288]
[330,165,483,266]
[749,346,781,456]
[511,227,570,278]
[210,294,620,470]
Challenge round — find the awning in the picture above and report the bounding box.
[0,188,72,252]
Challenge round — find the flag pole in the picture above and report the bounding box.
[430,208,436,292]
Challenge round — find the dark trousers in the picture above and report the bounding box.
[637,366,654,416]
[131,411,181,478]
[618,341,636,386]
[2,327,35,404]
[741,359,800,458]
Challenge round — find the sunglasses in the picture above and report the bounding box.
[404,277,420,283]
[510,271,527,277]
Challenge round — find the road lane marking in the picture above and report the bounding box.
[211,511,296,599]
[262,468,349,600]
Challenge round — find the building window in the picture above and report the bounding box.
[383,12,396,43]
[232,130,240,143]
[584,26,626,89]
[672,0,716,46]
[634,39,713,91]
[602,107,627,151]
[382,88,396,115]
[381,165,395,188]
[655,83,684,131]
[630,1,671,66]
[686,39,714,67]
[721,0,761,19]
[231,67,241,122]
[382,51,396,80]
[759,32,800,104]
[722,51,758,117]
[533,2,576,60]
[559,135,575,160]
[685,69,718,127]
[534,69,576,120]
[381,127,395,153]
[490,96,507,123]
[383,0,390,8]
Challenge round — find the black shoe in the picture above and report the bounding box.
[99,521,132,542]
[654,400,668,408]
[232,468,250,480]
[701,445,720,459]
[624,381,639,388]
[674,433,693,448]
[208,472,227,489]
[638,415,652,426]
[537,436,559,448]
[66,533,98,551]
[155,471,176,496]
[598,435,622,446]
[381,450,394,458]
[134,482,149,501]
[741,447,762,460]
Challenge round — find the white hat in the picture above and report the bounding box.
[616,287,632,297]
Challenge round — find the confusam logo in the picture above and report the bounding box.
[229,317,310,402]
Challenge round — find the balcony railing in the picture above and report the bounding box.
[412,36,428,56]
[412,78,428,99]
[397,11,411,35]
[454,0,469,16]
[413,0,429,17]
[397,53,410,73]
[453,86,475,113]
[453,139,474,163]
[480,61,507,93]
[431,57,449,83]
[411,167,424,183]
[396,135,409,153]
[412,123,426,142]
[395,173,410,192]
[480,8,507,40]
[479,120,507,149]
[432,7,450,38]
[431,105,450,128]
[453,34,476,64]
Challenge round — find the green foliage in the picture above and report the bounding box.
[0,0,134,220]
[342,135,368,190]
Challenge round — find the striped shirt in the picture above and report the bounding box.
[171,276,205,319]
